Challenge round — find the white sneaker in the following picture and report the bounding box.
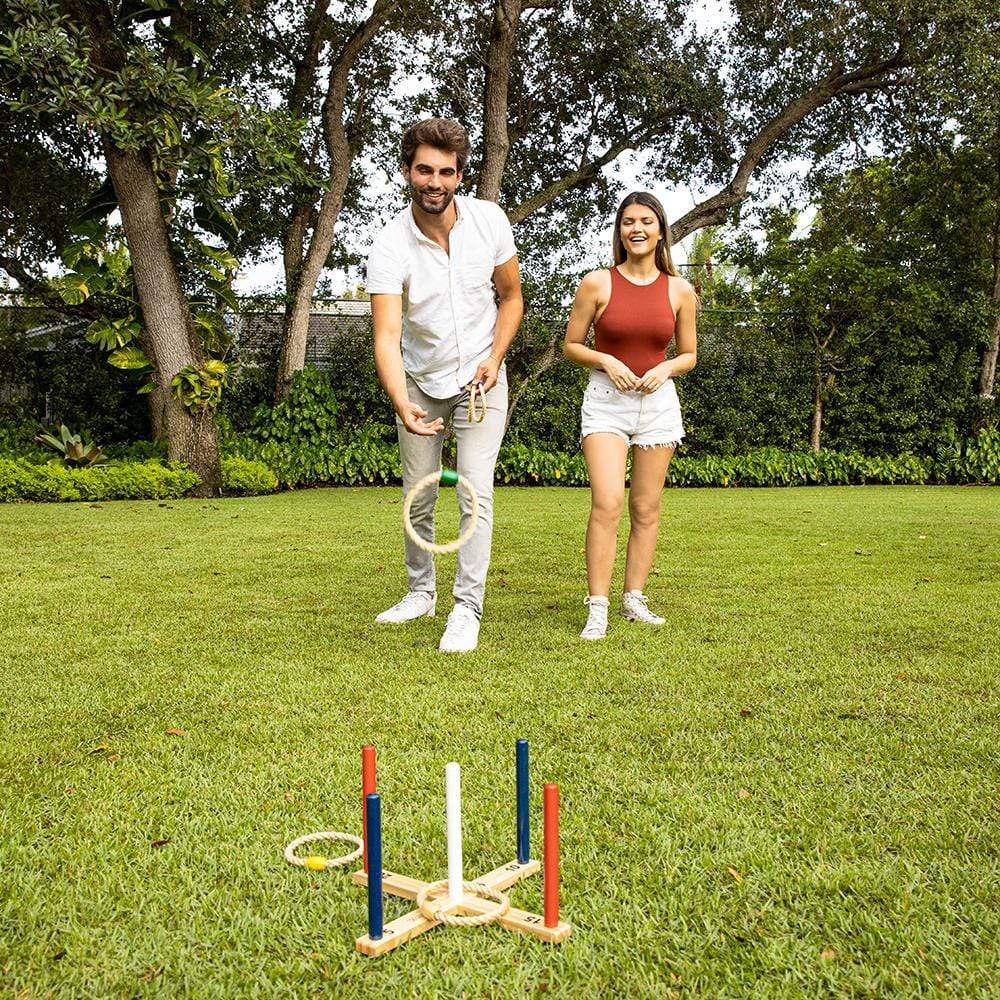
[621,590,665,625]
[580,596,609,640]
[375,591,436,624]
[438,603,480,653]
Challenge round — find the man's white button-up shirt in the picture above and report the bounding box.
[366,195,517,399]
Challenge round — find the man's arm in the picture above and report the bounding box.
[471,255,523,392]
[372,293,443,436]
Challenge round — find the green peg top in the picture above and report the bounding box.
[439,469,459,486]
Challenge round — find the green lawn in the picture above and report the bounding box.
[2,486,998,997]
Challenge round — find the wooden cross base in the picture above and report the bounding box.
[352,859,572,957]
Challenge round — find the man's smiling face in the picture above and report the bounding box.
[402,144,462,216]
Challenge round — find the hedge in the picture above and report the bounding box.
[0,457,277,502]
[229,428,1000,489]
[2,430,996,501]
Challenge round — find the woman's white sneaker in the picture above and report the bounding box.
[621,590,665,625]
[439,603,481,653]
[580,596,609,640]
[375,591,436,624]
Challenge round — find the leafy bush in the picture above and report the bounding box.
[104,439,168,462]
[0,419,50,463]
[230,367,396,486]
[496,443,589,485]
[230,422,398,487]
[248,365,340,444]
[931,426,1000,485]
[221,456,278,495]
[0,321,150,445]
[0,458,199,502]
[0,456,278,502]
[666,448,933,487]
[962,427,1000,484]
[214,428,1000,489]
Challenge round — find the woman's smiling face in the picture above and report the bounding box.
[619,205,661,255]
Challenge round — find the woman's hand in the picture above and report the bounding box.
[636,361,672,394]
[602,355,640,392]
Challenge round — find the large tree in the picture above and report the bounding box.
[412,0,994,409]
[214,0,417,400]
[731,152,992,452]
[1,0,302,493]
[270,0,408,400]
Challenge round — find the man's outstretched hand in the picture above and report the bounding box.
[396,399,444,436]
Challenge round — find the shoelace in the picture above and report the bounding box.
[449,605,478,626]
[626,592,662,622]
[581,600,608,636]
[395,592,431,613]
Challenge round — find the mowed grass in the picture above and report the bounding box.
[1,485,998,998]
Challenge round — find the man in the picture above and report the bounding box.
[367,117,523,653]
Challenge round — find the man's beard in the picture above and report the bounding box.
[410,181,454,215]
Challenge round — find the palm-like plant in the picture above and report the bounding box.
[35,424,106,467]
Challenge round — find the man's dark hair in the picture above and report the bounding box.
[401,118,471,172]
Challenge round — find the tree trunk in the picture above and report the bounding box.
[147,385,169,442]
[103,140,221,495]
[276,277,317,399]
[274,0,400,400]
[478,0,521,202]
[977,203,1000,401]
[811,361,823,453]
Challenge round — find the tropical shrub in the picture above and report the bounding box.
[0,456,278,501]
[34,423,106,467]
[221,456,279,495]
[0,458,199,502]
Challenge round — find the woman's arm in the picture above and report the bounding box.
[669,278,698,376]
[563,271,638,391]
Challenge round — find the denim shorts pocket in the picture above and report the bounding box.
[584,382,615,401]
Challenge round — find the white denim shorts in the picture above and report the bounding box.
[580,369,685,448]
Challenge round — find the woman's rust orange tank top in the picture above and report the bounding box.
[594,266,675,377]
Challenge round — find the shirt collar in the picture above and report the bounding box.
[407,195,464,246]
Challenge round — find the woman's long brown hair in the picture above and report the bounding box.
[612,191,679,276]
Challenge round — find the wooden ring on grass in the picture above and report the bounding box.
[283,831,363,871]
[402,469,479,555]
[416,879,511,927]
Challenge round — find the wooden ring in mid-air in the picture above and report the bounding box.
[402,469,479,555]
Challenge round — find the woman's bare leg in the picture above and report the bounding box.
[623,444,676,593]
[582,433,629,596]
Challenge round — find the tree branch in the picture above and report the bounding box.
[508,124,663,224]
[478,0,523,202]
[670,46,914,243]
[503,38,915,235]
[288,0,329,119]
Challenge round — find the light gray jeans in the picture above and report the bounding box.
[397,367,508,617]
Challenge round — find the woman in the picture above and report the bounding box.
[563,192,698,640]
